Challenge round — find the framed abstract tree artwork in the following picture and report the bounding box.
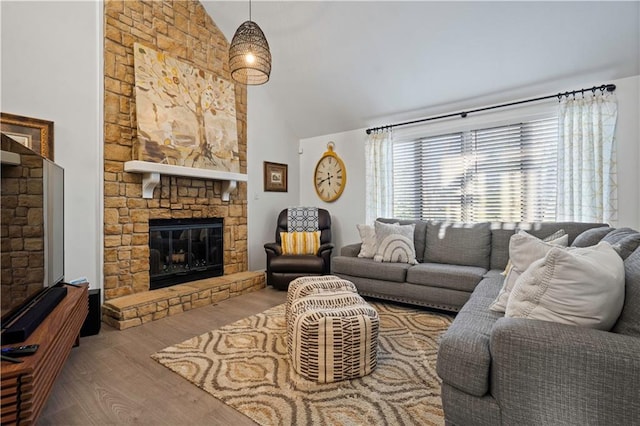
[133,43,239,172]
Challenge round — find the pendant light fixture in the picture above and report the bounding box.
[229,0,271,85]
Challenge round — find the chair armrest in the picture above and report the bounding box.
[264,242,282,256]
[317,243,334,274]
[490,317,640,425]
[340,243,362,257]
[317,243,334,255]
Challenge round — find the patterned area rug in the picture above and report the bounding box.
[151,301,453,426]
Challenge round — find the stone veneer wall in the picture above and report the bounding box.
[103,0,248,301]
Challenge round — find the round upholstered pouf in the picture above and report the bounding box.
[288,291,379,383]
[287,289,364,358]
[285,275,358,324]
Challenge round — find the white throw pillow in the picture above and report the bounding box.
[490,230,569,313]
[356,222,399,258]
[356,224,377,258]
[501,229,567,276]
[373,221,418,264]
[505,242,625,330]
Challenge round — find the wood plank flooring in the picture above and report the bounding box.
[36,287,287,425]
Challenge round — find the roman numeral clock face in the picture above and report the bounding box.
[314,143,346,202]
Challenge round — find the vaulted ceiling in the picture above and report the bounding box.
[204,1,640,139]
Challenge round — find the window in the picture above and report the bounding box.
[392,117,558,222]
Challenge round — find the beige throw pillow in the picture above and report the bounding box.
[356,224,377,258]
[501,229,567,276]
[356,222,399,258]
[490,230,568,313]
[373,221,418,264]
[505,242,625,330]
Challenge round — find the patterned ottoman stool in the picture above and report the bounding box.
[285,275,358,324]
[287,279,379,383]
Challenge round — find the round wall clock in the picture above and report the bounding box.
[314,141,347,202]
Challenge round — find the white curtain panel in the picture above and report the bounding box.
[365,130,393,224]
[557,93,618,225]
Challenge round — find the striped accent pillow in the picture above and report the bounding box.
[280,231,321,255]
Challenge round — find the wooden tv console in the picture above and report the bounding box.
[1,284,88,425]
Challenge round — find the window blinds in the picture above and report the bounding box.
[392,117,558,222]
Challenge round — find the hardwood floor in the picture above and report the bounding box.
[37,287,287,425]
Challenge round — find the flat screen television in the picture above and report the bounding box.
[1,134,66,344]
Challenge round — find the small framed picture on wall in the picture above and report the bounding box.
[264,161,288,192]
[1,112,54,160]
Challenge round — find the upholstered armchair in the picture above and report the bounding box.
[264,208,333,290]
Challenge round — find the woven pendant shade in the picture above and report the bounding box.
[229,20,271,85]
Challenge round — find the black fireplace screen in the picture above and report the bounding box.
[149,218,223,290]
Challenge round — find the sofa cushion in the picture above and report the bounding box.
[484,269,505,278]
[491,222,607,270]
[270,255,325,273]
[612,247,640,336]
[437,275,504,397]
[425,222,491,268]
[331,256,410,283]
[602,228,640,260]
[602,227,637,244]
[377,218,428,262]
[505,243,625,331]
[406,263,486,292]
[490,224,518,270]
[571,226,614,247]
[516,222,606,245]
[340,243,361,257]
[612,234,640,260]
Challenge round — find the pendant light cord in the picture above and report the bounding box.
[249,0,252,21]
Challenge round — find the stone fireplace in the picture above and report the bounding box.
[101,1,265,330]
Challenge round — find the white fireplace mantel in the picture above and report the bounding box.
[124,160,247,201]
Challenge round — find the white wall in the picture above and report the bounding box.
[298,75,640,251]
[299,130,367,253]
[246,88,299,271]
[613,75,640,228]
[1,1,103,289]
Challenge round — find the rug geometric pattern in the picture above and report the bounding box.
[152,301,453,426]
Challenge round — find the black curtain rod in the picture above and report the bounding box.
[365,83,616,135]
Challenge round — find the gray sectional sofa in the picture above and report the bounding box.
[332,219,604,311]
[332,219,640,425]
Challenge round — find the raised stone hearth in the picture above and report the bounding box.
[102,271,265,330]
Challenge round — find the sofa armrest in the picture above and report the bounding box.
[340,243,362,257]
[490,317,640,425]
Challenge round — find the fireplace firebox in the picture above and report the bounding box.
[149,218,223,290]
